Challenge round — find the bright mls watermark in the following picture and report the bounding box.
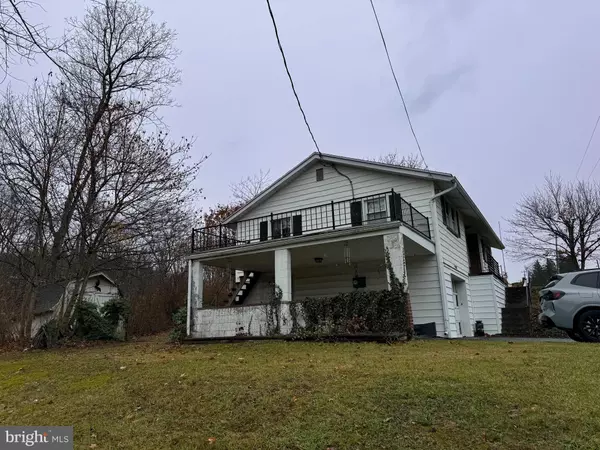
[1,427,73,449]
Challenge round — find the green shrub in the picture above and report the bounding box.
[101,297,131,327]
[169,307,187,343]
[72,301,115,340]
[288,248,412,341]
[291,288,409,338]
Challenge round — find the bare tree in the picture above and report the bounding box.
[369,152,425,169]
[0,80,71,339]
[0,0,201,341]
[507,175,600,270]
[48,0,180,277]
[0,0,56,79]
[230,169,271,205]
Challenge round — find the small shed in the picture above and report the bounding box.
[32,272,121,335]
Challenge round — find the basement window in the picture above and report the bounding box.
[441,197,461,238]
[316,168,324,182]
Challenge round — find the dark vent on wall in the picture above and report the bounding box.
[316,168,324,182]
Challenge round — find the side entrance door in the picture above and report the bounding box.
[452,281,462,336]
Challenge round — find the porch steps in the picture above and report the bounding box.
[229,271,260,306]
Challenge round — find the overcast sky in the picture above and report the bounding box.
[11,0,600,281]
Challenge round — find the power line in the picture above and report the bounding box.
[368,0,428,170]
[265,0,322,157]
[588,154,600,181]
[576,114,600,179]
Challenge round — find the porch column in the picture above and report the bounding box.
[274,248,292,302]
[187,259,204,336]
[383,231,407,288]
[383,231,413,331]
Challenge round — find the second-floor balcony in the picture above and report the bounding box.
[192,190,431,253]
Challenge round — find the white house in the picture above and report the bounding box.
[32,272,121,335]
[187,153,506,339]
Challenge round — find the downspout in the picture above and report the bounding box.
[429,178,457,337]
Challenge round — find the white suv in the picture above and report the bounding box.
[539,270,600,342]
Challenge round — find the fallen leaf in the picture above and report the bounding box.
[208,437,216,445]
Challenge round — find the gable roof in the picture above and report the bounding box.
[34,283,68,315]
[225,152,504,249]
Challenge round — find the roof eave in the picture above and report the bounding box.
[223,152,453,224]
[454,180,504,249]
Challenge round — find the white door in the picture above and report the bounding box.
[452,281,462,335]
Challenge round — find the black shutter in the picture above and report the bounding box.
[259,221,268,241]
[350,201,363,226]
[292,215,303,236]
[272,219,281,239]
[389,193,402,221]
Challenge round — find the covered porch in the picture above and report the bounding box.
[187,223,443,339]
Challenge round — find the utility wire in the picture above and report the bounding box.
[265,0,322,157]
[576,114,600,179]
[588,153,600,181]
[368,0,428,170]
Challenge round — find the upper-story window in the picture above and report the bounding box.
[271,217,291,239]
[366,197,387,221]
[441,197,460,238]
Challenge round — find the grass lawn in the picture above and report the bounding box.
[0,337,598,449]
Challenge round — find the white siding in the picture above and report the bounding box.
[406,255,444,337]
[293,261,388,300]
[237,162,435,222]
[434,196,471,338]
[493,275,506,333]
[469,274,504,335]
[61,276,119,312]
[436,197,469,278]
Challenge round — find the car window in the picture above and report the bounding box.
[543,275,563,288]
[571,272,599,288]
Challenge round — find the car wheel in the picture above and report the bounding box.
[577,310,600,342]
[565,330,586,342]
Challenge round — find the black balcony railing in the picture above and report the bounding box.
[484,254,503,280]
[192,190,431,253]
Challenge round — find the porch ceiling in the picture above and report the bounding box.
[197,232,432,272]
